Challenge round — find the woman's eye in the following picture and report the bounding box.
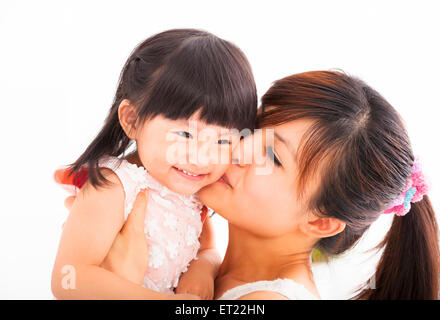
[217,139,231,145]
[266,146,282,167]
[175,131,193,139]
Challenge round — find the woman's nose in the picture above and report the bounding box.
[231,135,254,167]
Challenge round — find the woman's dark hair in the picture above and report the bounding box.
[69,28,257,187]
[258,70,439,299]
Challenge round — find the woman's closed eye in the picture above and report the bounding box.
[266,146,282,167]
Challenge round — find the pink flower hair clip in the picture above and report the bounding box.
[383,156,430,216]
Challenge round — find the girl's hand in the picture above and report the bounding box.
[64,190,150,285]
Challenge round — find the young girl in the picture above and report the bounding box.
[51,29,257,299]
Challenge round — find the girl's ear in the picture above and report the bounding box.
[300,214,346,239]
[118,99,138,139]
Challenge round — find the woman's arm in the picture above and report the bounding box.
[175,216,222,299]
[51,169,188,299]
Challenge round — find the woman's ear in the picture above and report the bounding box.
[118,99,138,140]
[301,214,346,239]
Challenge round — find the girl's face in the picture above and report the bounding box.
[135,111,239,196]
[198,119,319,237]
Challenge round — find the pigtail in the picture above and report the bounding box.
[358,195,439,299]
[67,99,133,188]
[66,36,150,188]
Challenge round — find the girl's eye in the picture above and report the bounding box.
[266,146,282,167]
[175,131,193,139]
[217,139,231,145]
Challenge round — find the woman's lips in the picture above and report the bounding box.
[219,174,233,188]
[173,166,207,181]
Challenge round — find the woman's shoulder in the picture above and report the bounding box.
[217,278,319,300]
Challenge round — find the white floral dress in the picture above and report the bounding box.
[98,156,205,294]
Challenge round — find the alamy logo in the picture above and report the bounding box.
[61,265,76,290]
[165,121,275,175]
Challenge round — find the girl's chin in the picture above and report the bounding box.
[167,183,199,196]
[172,178,206,195]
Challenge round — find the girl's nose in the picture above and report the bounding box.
[187,152,212,171]
[186,140,218,169]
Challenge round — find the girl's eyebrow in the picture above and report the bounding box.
[173,119,233,134]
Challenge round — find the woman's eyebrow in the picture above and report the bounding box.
[274,131,297,161]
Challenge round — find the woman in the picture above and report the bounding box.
[64,70,439,299]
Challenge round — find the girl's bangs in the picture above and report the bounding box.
[138,36,257,130]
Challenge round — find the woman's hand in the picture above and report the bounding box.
[64,190,201,300]
[101,190,150,285]
[64,190,150,285]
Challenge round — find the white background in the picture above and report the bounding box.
[0,0,439,299]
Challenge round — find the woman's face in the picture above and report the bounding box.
[198,118,318,237]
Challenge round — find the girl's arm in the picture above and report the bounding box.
[51,169,193,299]
[175,215,222,299]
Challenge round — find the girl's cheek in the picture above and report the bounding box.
[163,140,186,166]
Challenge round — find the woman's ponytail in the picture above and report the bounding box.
[359,195,439,299]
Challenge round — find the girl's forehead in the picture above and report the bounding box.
[162,116,237,135]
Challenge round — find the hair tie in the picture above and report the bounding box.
[383,156,430,216]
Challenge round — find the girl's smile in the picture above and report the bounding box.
[172,166,209,181]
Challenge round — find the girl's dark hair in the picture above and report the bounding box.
[70,28,257,187]
[258,70,439,299]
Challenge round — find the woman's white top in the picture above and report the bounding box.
[217,278,319,300]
